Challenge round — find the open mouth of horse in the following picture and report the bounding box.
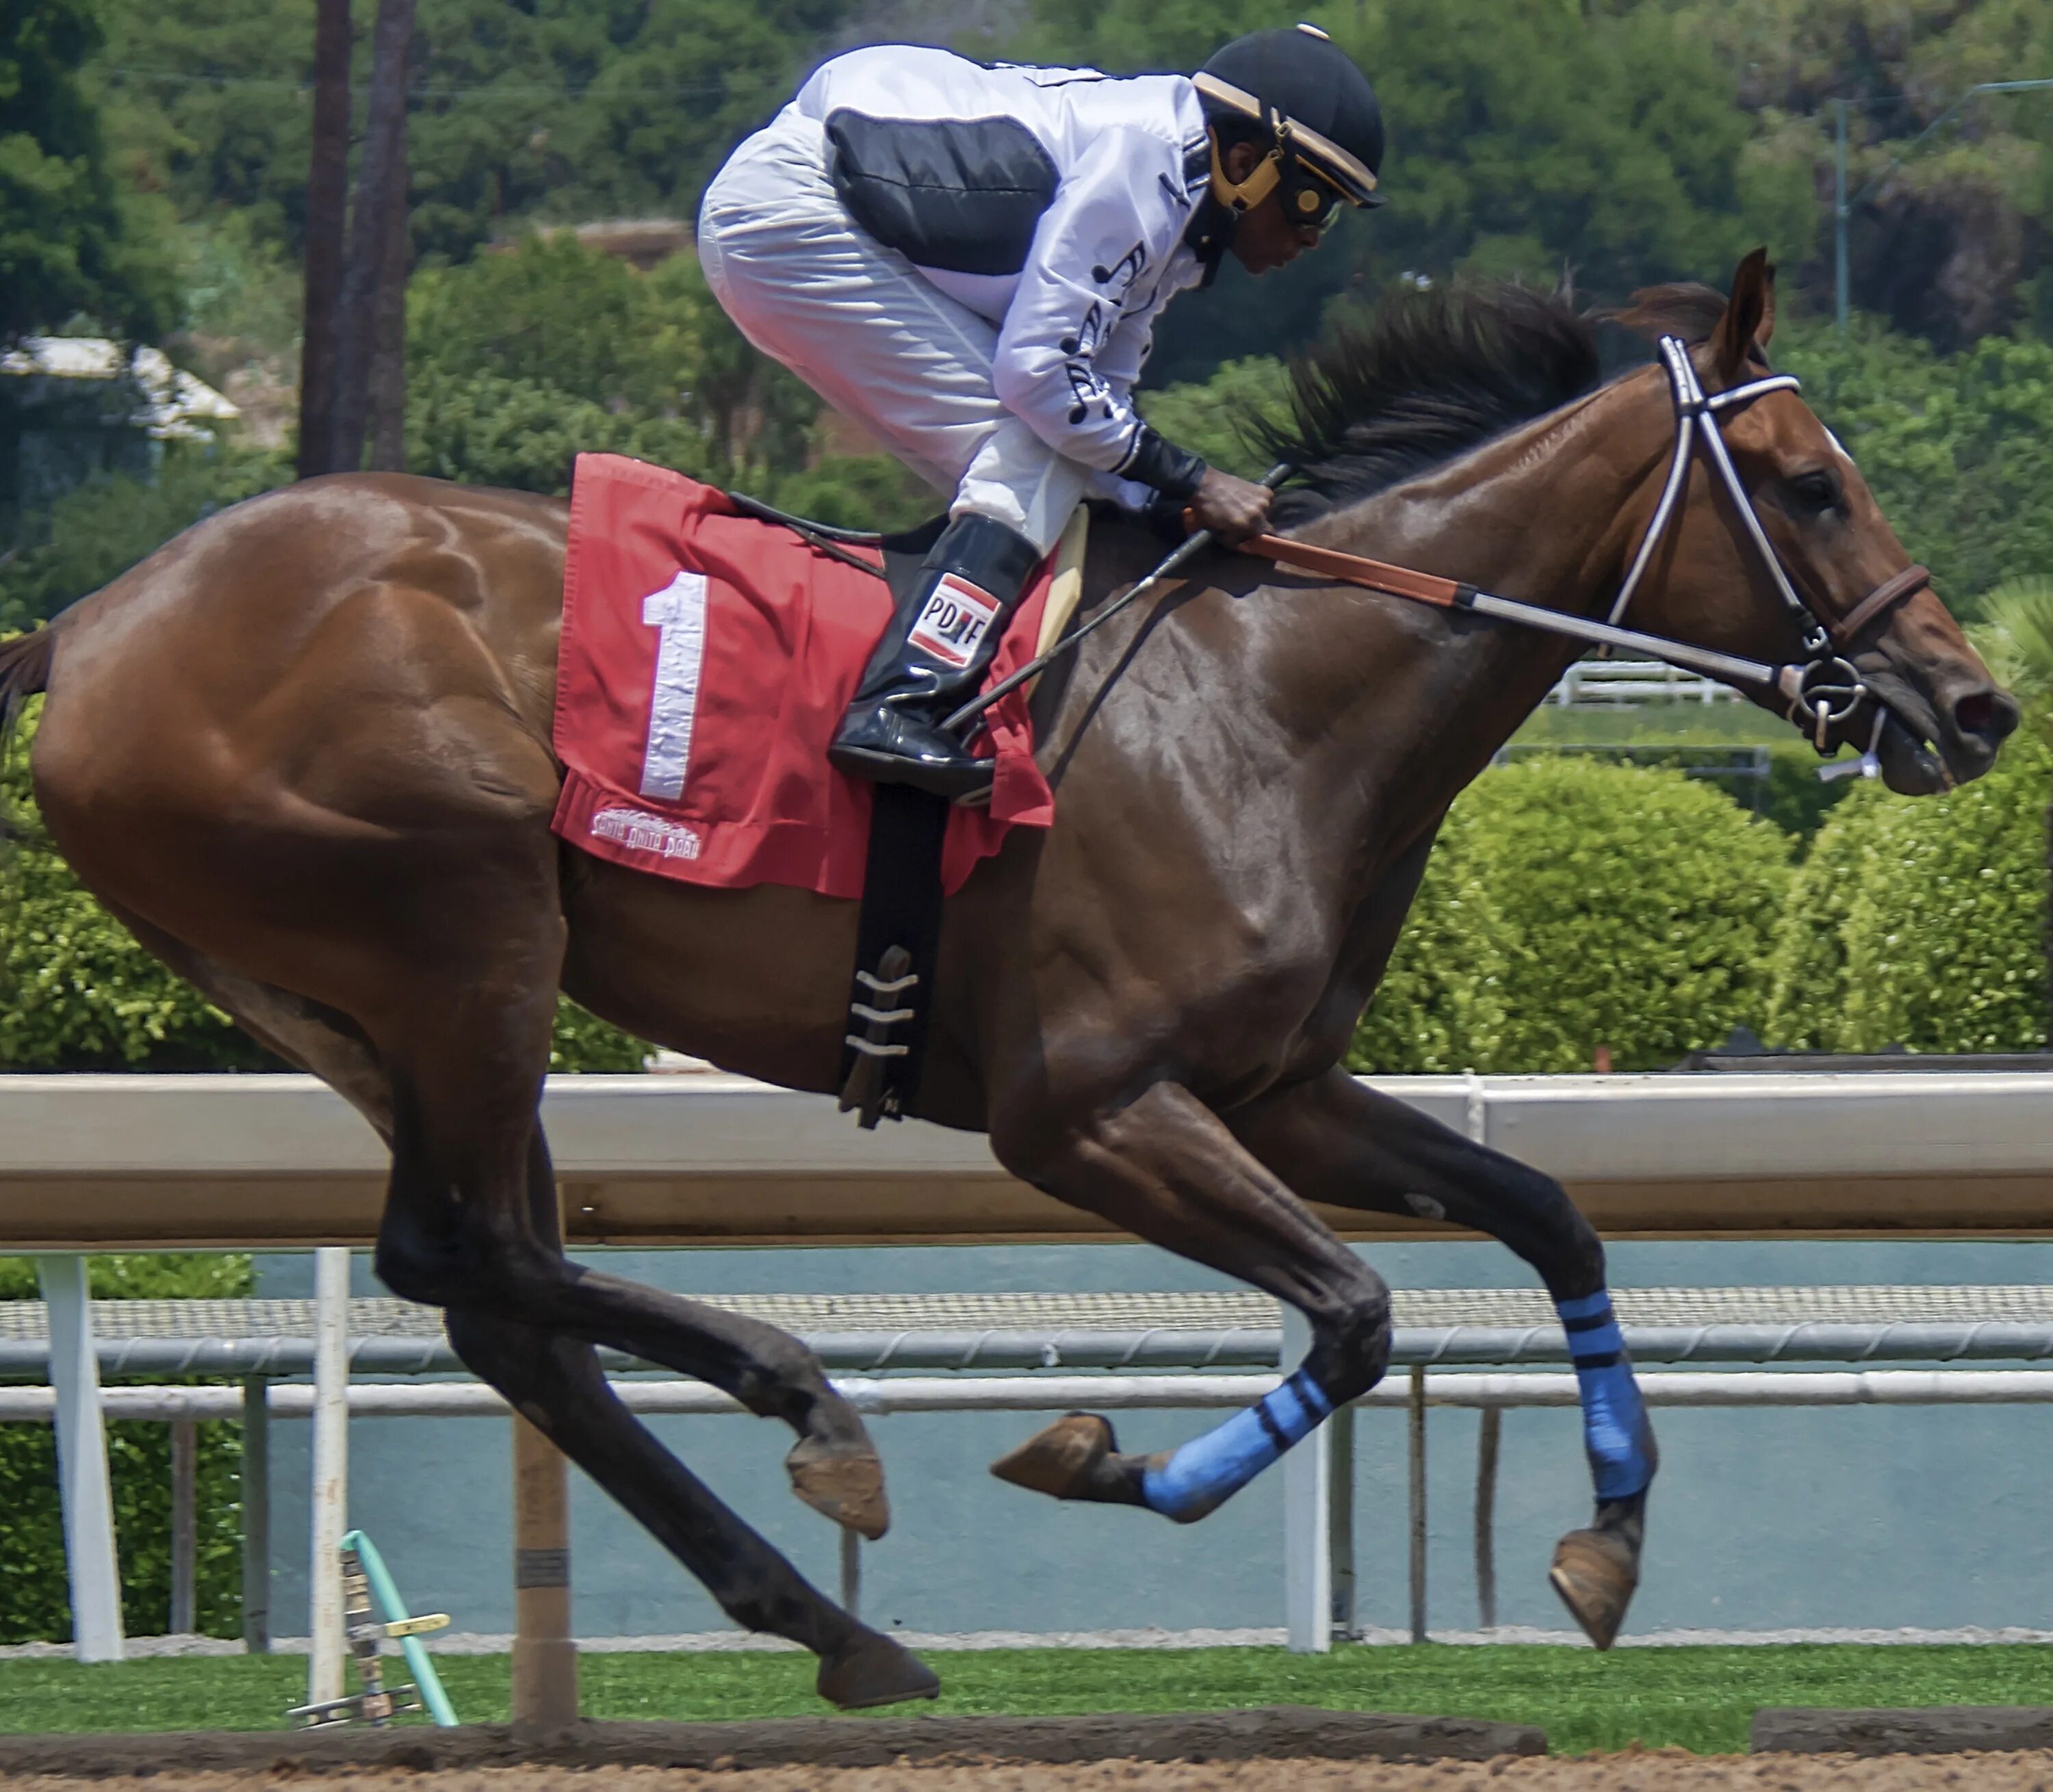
[1854,664,2018,796]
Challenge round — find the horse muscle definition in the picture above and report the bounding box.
[0,255,2015,1702]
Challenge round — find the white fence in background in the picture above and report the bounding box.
[1550,658,1736,705]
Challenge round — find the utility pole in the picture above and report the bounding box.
[1833,99,1848,334]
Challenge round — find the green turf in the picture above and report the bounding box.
[2,1645,2050,1754]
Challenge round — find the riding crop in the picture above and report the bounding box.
[939,464,1295,737]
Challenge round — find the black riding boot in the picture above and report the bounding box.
[829,512,1042,801]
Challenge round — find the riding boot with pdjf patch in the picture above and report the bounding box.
[829,512,1041,801]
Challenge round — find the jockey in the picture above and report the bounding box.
[699,25,1385,798]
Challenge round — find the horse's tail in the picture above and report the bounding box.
[0,626,57,843]
[0,627,55,722]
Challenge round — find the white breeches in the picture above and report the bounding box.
[698,112,1094,554]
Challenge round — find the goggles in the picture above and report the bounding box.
[1205,112,1370,235]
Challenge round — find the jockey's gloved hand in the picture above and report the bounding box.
[1187,468,1274,543]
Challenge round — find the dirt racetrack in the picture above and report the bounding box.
[9,1756,2053,1791]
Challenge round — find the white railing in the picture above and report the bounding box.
[1551,659,1736,705]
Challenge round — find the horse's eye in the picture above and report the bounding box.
[1785,469,1841,515]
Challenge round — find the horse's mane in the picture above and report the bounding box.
[1256,278,1725,523]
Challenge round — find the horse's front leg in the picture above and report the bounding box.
[1226,1065,1655,1648]
[987,1080,1392,1522]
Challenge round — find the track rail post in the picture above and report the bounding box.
[1408,1365,1428,1644]
[1280,1308,1331,1652]
[1329,1403,1356,1640]
[40,1254,124,1662]
[307,1247,350,1709]
[1474,1405,1500,1631]
[511,1412,578,1728]
[170,1416,197,1633]
[242,1375,271,1652]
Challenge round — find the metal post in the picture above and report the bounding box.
[511,1413,578,1728]
[1474,1405,1501,1631]
[308,1247,351,1709]
[1834,98,1850,333]
[39,1255,125,1662]
[1408,1365,1427,1644]
[169,1416,197,1634]
[242,1376,271,1652]
[840,1527,862,1622]
[1328,1403,1356,1641]
[1280,1308,1331,1653]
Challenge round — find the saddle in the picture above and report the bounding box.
[549,452,1086,1126]
[729,493,1093,1128]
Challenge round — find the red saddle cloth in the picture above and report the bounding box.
[550,454,1056,898]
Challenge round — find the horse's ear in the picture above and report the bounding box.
[1710,248,1776,379]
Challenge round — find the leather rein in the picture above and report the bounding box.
[1239,333,1931,757]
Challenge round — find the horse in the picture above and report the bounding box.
[0,252,2013,1706]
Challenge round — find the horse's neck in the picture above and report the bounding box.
[1289,376,1673,855]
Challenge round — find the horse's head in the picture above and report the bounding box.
[1609,251,2016,794]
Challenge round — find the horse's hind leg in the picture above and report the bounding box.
[372,968,931,1704]
[1226,1066,1655,1649]
[442,1306,937,1709]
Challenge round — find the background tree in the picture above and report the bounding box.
[0,0,175,344]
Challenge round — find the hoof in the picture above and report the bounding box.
[815,1630,941,1711]
[990,1411,1138,1503]
[1549,1526,1640,1650]
[786,1435,890,1541]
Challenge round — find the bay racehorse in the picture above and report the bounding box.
[1,254,2013,1704]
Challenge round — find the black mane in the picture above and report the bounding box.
[1256,283,1604,523]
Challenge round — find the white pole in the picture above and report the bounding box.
[1280,1308,1330,1654]
[38,1254,124,1662]
[307,1247,351,1709]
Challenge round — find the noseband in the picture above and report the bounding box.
[1607,335,1929,750]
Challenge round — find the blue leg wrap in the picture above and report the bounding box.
[1557,1289,1653,1502]
[1140,1367,1333,1520]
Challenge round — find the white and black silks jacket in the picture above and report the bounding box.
[794,47,1222,498]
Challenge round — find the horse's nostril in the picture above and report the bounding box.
[1952,688,2017,744]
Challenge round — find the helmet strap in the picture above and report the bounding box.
[1208,128,1282,214]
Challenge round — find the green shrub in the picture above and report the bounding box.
[1354,758,1794,1073]
[0,1253,250,1643]
[1347,802,1510,1074]
[1760,783,1889,1052]
[1766,729,2052,1054]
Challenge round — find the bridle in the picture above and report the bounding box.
[1230,333,1933,766]
[1603,335,1928,752]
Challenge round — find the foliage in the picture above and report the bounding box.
[1136,357,1291,482]
[1779,317,2053,621]
[1,0,176,343]
[92,0,865,266]
[405,237,838,498]
[1347,803,1510,1076]
[1765,725,2052,1054]
[0,443,289,631]
[1352,757,1793,1073]
[0,1252,250,1644]
[1972,578,2053,708]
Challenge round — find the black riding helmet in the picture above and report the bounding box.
[1194,24,1384,231]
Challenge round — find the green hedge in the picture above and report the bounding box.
[0,1254,250,1644]
[1352,757,1794,1074]
[1765,729,2052,1054]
